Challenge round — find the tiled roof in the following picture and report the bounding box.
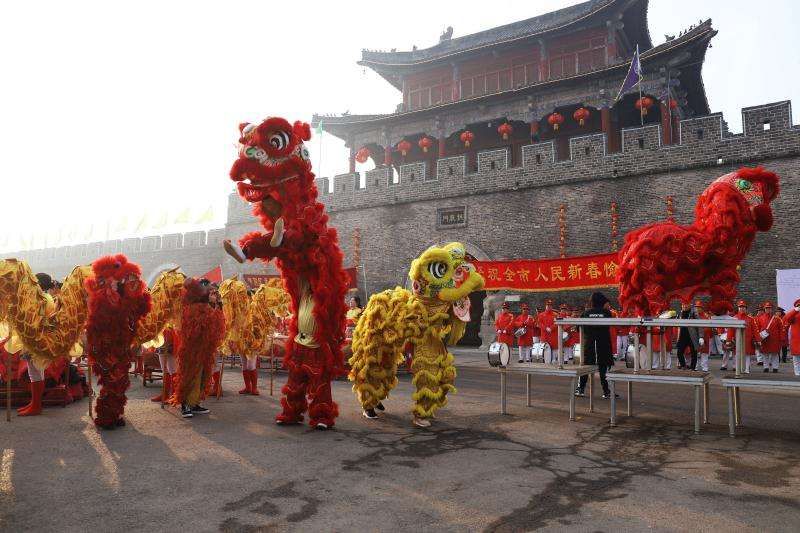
[360,0,619,66]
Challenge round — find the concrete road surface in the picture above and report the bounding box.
[2,353,799,532]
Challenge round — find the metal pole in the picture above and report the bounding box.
[694,385,700,434]
[727,386,736,437]
[569,376,576,421]
[734,386,742,426]
[610,380,617,426]
[703,382,710,424]
[500,370,507,414]
[645,327,652,372]
[633,332,640,372]
[557,324,564,369]
[525,374,531,407]
[578,326,584,366]
[735,328,743,377]
[627,382,633,416]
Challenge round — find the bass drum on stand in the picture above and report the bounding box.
[531,342,552,364]
[488,342,511,367]
[625,344,647,369]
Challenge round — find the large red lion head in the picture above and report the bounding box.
[85,254,146,306]
[698,166,780,233]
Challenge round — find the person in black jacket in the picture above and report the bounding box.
[575,292,618,399]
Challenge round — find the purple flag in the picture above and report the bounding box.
[615,45,642,101]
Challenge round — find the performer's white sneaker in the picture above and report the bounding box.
[413,416,431,428]
[315,422,329,430]
[363,408,379,419]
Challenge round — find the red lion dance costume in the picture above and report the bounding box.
[618,167,780,316]
[169,278,225,416]
[85,255,151,429]
[224,117,348,430]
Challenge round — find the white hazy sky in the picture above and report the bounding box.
[1,0,798,252]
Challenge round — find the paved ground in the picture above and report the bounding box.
[2,351,800,532]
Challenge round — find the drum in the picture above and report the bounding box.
[625,344,649,369]
[487,342,510,367]
[531,342,552,364]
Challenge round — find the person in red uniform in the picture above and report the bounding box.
[783,298,800,376]
[694,300,713,372]
[565,307,581,363]
[513,303,536,363]
[756,301,782,373]
[538,299,558,364]
[754,303,765,366]
[727,300,757,373]
[494,302,515,347]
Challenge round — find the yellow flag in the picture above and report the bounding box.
[135,213,149,232]
[152,211,168,230]
[195,205,214,224]
[173,208,191,225]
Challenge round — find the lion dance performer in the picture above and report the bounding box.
[223,117,349,429]
[618,167,779,316]
[348,243,485,427]
[170,278,225,418]
[85,255,151,429]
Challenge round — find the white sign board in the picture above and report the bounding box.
[776,269,800,310]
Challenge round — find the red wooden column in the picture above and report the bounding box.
[672,113,680,144]
[384,145,393,166]
[438,134,446,157]
[660,101,672,145]
[601,106,613,151]
[530,121,540,141]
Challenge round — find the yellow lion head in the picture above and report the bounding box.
[409,242,485,302]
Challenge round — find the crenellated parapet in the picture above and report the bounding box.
[316,101,798,213]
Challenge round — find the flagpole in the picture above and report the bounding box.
[637,45,644,126]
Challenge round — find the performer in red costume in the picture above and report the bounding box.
[618,167,780,316]
[223,117,349,429]
[170,279,225,418]
[150,327,178,403]
[783,299,800,376]
[512,303,535,363]
[85,255,151,430]
[538,299,558,364]
[757,302,783,373]
[494,302,515,347]
[565,307,581,363]
[726,300,757,373]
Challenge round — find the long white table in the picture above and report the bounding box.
[720,373,800,437]
[498,364,598,421]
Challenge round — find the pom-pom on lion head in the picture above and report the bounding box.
[86,254,145,303]
[183,277,220,307]
[409,242,485,301]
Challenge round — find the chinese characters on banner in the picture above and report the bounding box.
[473,253,619,292]
[243,268,360,290]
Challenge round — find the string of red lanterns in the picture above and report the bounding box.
[610,201,619,252]
[460,130,474,147]
[558,204,567,258]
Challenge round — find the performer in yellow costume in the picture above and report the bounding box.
[348,242,484,427]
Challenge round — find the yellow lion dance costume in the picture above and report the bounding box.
[348,242,484,427]
[219,277,291,395]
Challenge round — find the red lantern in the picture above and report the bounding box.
[355,147,370,164]
[397,140,412,156]
[460,130,474,148]
[573,107,590,127]
[635,96,654,115]
[497,122,513,140]
[547,112,564,131]
[668,98,678,110]
[418,136,433,153]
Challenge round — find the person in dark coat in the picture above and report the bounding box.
[675,301,701,369]
[576,292,617,398]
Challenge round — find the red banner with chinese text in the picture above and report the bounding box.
[243,268,359,290]
[473,253,619,292]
